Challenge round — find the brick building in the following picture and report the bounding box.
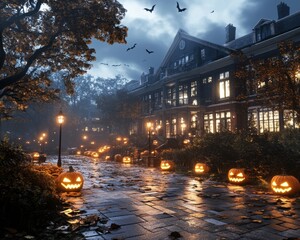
[129,2,300,140]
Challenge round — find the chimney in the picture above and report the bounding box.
[225,24,236,43]
[277,2,290,19]
[148,67,154,75]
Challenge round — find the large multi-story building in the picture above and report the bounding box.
[129,2,300,140]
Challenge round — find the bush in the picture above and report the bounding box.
[0,139,63,233]
[164,130,300,184]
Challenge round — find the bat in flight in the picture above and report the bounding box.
[144,4,156,13]
[126,43,137,51]
[146,49,154,54]
[176,2,186,12]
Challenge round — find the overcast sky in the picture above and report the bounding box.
[87,0,300,81]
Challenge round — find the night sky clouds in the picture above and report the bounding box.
[88,0,300,81]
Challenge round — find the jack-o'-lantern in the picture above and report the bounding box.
[76,150,81,155]
[228,168,247,184]
[122,156,132,163]
[160,160,174,171]
[194,163,210,174]
[114,154,122,162]
[91,151,99,158]
[56,166,84,192]
[271,175,299,196]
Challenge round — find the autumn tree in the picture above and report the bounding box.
[0,0,127,117]
[96,78,141,135]
[235,41,300,124]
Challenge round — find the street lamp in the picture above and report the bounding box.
[146,122,152,157]
[56,110,65,167]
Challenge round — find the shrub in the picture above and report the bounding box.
[0,139,63,233]
[164,130,300,183]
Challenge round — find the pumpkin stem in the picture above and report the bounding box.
[281,168,286,175]
[69,166,75,172]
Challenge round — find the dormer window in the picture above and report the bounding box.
[254,20,275,42]
[201,49,206,60]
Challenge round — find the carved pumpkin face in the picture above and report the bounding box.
[160,160,174,171]
[228,168,247,184]
[122,156,132,163]
[194,163,210,174]
[271,175,299,196]
[57,166,84,192]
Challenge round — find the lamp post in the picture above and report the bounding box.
[146,122,152,157]
[57,110,65,167]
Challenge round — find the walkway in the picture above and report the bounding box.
[51,156,300,240]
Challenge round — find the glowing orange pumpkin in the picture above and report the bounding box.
[91,151,99,158]
[56,166,84,192]
[194,163,210,174]
[271,175,300,196]
[122,156,132,163]
[228,168,247,184]
[160,160,174,171]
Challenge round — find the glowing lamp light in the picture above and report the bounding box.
[57,111,65,124]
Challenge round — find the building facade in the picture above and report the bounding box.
[129,2,300,139]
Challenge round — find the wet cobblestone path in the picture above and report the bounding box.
[51,156,300,240]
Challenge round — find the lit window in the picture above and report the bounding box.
[208,77,212,83]
[179,84,188,105]
[191,81,197,96]
[204,113,214,133]
[284,110,299,129]
[258,108,280,133]
[191,114,198,129]
[216,111,231,132]
[219,80,230,99]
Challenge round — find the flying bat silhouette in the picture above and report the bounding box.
[176,2,186,12]
[211,10,215,13]
[112,64,121,67]
[144,4,156,13]
[126,43,137,51]
[146,49,154,54]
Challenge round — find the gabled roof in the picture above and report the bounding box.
[253,19,274,29]
[158,29,233,69]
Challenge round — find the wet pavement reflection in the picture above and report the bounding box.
[48,155,300,240]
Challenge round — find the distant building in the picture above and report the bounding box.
[128,2,300,139]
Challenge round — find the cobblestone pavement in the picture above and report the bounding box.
[51,156,300,240]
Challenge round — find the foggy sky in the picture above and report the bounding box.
[87,0,300,81]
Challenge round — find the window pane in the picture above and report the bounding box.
[219,81,225,98]
[225,80,230,97]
